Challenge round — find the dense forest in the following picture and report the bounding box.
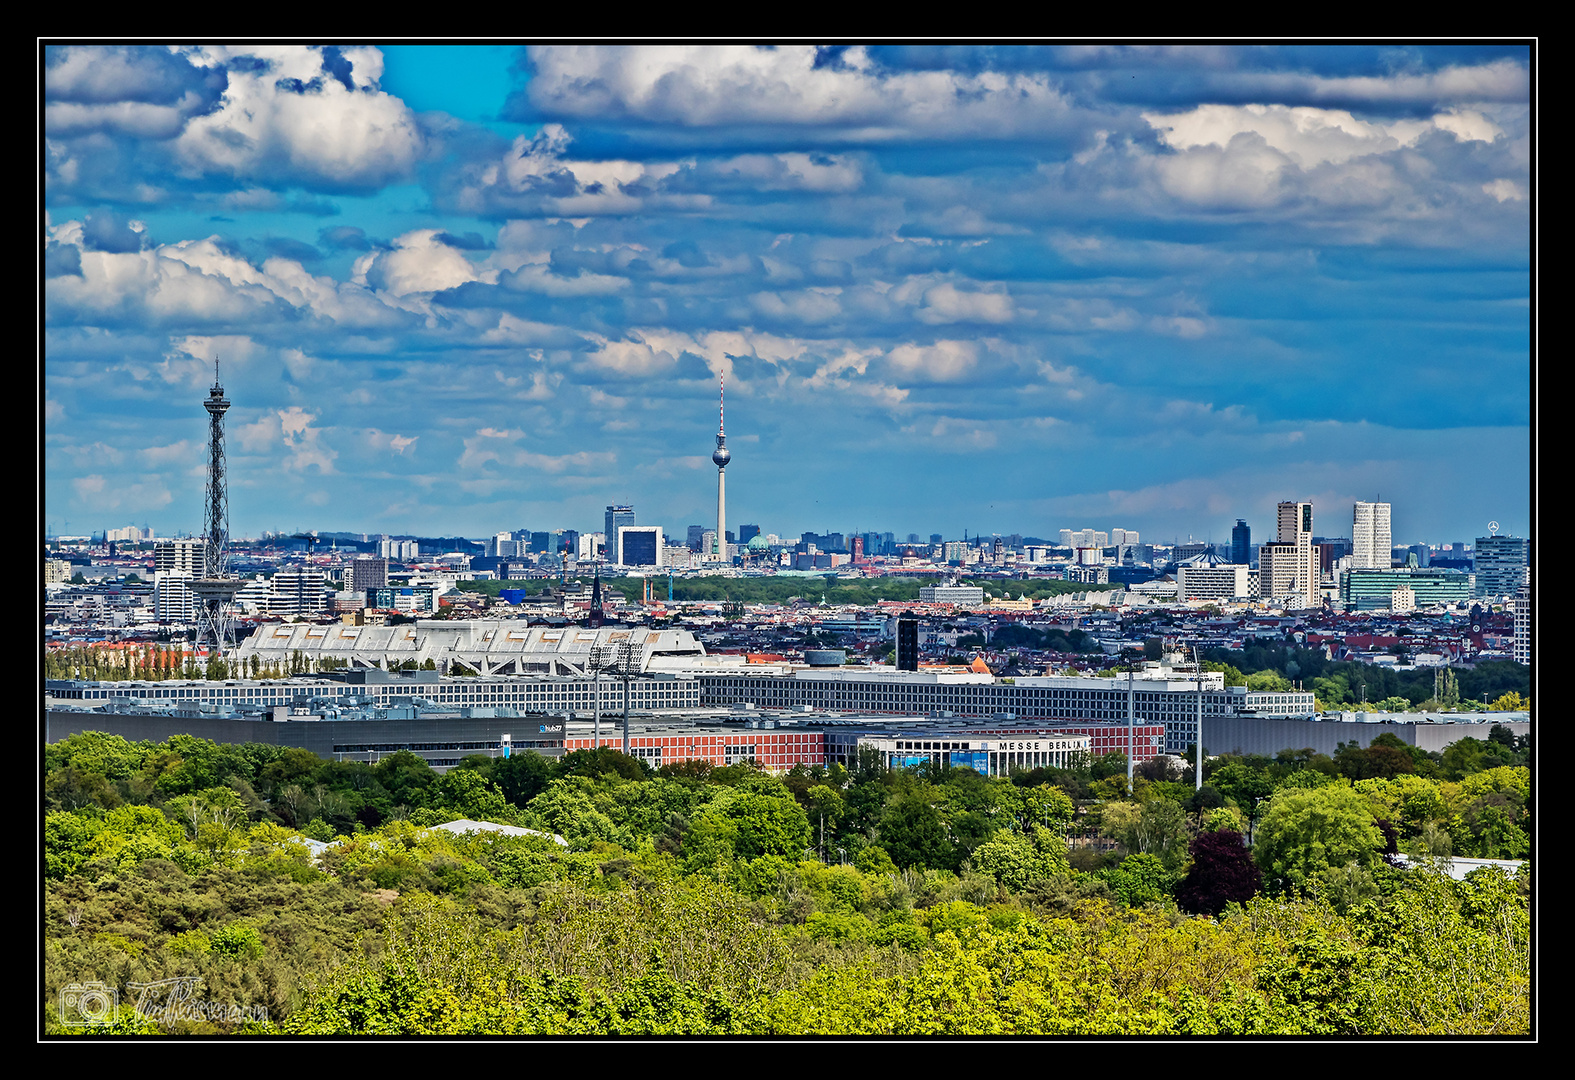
[44,727,1530,1035]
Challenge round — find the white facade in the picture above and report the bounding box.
[154,570,197,621]
[1176,563,1251,601]
[233,575,272,613]
[918,584,986,605]
[1260,501,1319,608]
[269,568,330,616]
[379,539,419,561]
[617,525,664,567]
[1514,581,1531,666]
[1352,502,1392,570]
[155,539,204,574]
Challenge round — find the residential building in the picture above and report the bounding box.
[269,567,330,616]
[351,556,388,593]
[154,538,204,574]
[1259,501,1319,608]
[153,571,197,621]
[1514,577,1531,666]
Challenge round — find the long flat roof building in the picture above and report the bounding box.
[692,660,1315,755]
[234,620,706,676]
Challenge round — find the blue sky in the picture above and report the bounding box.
[44,44,1532,546]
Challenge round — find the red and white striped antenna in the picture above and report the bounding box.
[719,370,725,436]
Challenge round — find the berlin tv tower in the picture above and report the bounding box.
[711,371,730,561]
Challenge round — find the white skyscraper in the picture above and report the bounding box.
[1352,501,1392,570]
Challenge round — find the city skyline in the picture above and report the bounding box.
[45,45,1533,545]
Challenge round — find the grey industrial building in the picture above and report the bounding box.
[1204,712,1529,758]
[45,709,565,770]
[694,663,1315,755]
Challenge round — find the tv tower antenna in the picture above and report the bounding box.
[189,357,243,666]
[711,370,730,561]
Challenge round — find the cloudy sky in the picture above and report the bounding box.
[43,44,1532,547]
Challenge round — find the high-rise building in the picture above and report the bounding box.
[687,525,707,551]
[739,524,761,546]
[1259,501,1319,608]
[351,556,388,593]
[1514,574,1531,666]
[1474,533,1529,598]
[154,572,197,621]
[617,525,663,567]
[155,539,204,574]
[378,538,419,561]
[270,568,330,616]
[605,506,635,555]
[896,619,920,671]
[1231,520,1250,566]
[1352,502,1392,570]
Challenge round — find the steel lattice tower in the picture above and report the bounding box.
[190,358,242,662]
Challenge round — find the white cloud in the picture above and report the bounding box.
[363,428,419,456]
[1482,178,1525,203]
[453,124,706,217]
[457,426,613,475]
[140,441,194,465]
[278,406,336,473]
[47,227,415,330]
[750,290,842,324]
[912,281,1015,325]
[586,338,673,376]
[1142,103,1516,211]
[175,46,425,189]
[525,46,1073,139]
[713,152,864,192]
[363,230,492,297]
[886,340,979,381]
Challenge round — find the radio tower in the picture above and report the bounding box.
[189,358,242,665]
[711,371,730,562]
